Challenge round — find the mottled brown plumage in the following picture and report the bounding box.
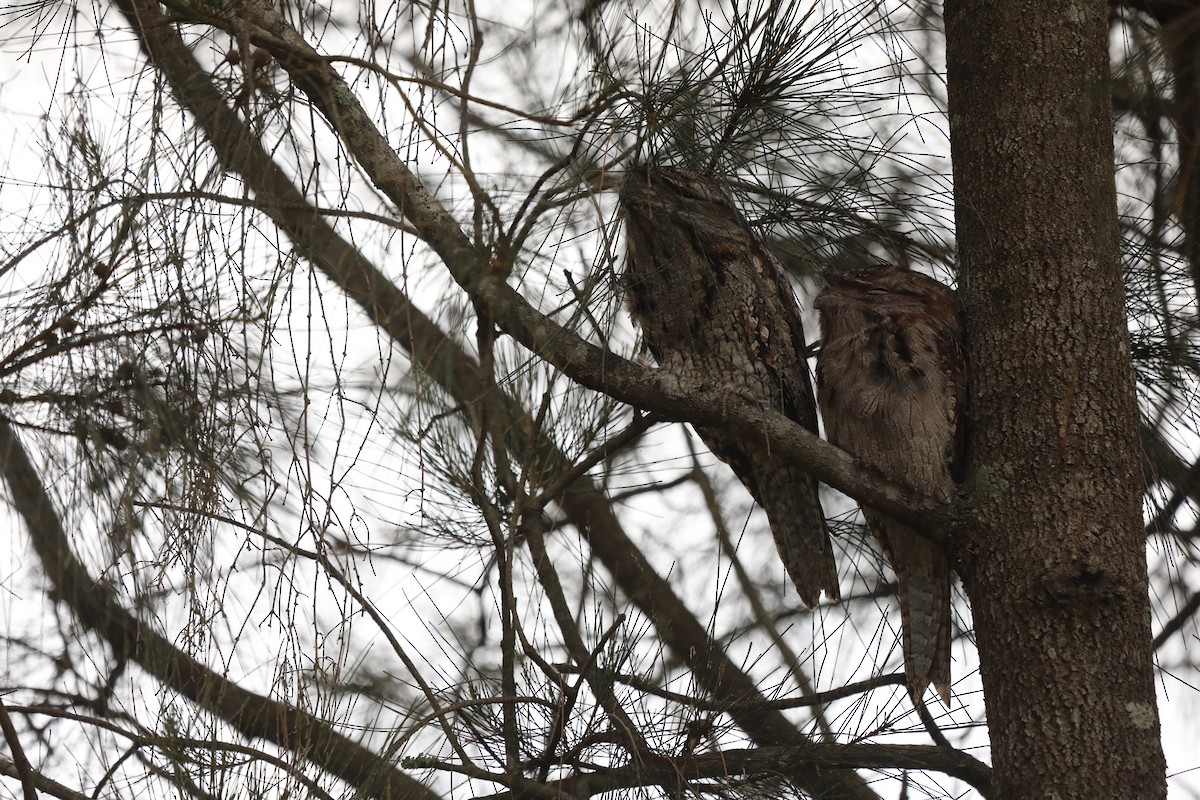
[815,265,965,704]
[621,166,838,607]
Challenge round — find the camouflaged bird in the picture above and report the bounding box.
[621,165,838,607]
[815,265,966,704]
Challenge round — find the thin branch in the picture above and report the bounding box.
[523,518,651,772]
[311,553,475,767]
[528,412,660,508]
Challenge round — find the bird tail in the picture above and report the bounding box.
[894,537,953,705]
[757,462,840,608]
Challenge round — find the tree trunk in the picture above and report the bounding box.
[945,2,1167,798]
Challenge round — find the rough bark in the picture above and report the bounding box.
[945,2,1167,797]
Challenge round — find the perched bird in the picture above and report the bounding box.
[814,265,966,704]
[621,165,838,607]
